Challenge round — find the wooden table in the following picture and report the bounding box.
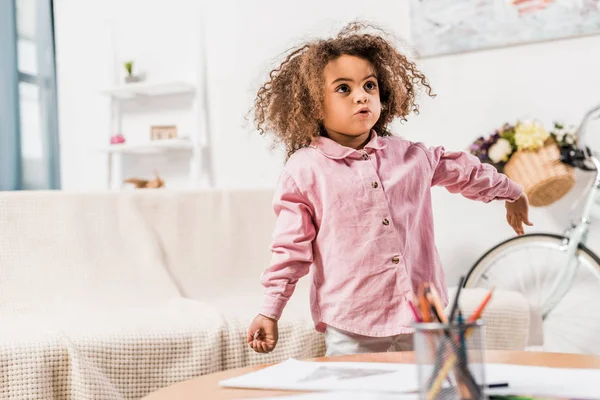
[142,350,600,399]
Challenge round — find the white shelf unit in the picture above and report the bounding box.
[99,138,195,154]
[101,81,196,100]
[101,80,201,190]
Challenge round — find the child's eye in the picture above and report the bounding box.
[365,81,378,90]
[335,84,350,93]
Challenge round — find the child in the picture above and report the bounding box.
[247,22,532,356]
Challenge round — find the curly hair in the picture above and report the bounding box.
[252,21,435,160]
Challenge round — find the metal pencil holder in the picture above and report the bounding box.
[413,320,486,400]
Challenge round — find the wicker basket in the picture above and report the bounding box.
[503,141,575,207]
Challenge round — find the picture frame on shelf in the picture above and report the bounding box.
[150,125,177,141]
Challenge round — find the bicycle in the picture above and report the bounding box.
[463,104,600,355]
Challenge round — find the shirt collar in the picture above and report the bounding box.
[311,130,388,160]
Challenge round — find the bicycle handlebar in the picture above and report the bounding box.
[575,103,600,151]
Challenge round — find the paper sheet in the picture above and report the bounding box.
[485,363,600,398]
[222,359,600,398]
[220,359,419,393]
[247,391,419,400]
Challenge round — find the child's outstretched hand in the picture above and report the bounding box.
[505,193,533,236]
[247,314,278,353]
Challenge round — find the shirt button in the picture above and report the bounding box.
[371,182,379,188]
[392,256,400,264]
[382,218,390,226]
[362,153,369,160]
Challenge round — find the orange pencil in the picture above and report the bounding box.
[467,287,494,323]
[418,284,432,322]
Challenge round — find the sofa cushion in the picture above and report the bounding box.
[0,191,181,315]
[129,189,278,302]
[0,299,225,400]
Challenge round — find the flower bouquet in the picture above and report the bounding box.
[469,119,576,207]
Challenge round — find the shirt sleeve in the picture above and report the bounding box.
[424,145,523,203]
[259,172,316,320]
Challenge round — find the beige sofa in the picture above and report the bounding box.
[0,190,530,399]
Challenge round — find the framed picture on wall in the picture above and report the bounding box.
[410,0,600,57]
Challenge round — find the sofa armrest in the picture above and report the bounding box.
[446,287,530,351]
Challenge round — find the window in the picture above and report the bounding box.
[0,0,60,190]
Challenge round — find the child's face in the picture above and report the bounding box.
[322,55,381,142]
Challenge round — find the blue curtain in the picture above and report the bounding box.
[0,0,22,190]
[0,0,60,191]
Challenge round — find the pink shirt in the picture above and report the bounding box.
[260,131,522,337]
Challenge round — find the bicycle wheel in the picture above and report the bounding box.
[464,233,600,355]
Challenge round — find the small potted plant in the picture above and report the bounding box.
[123,60,144,83]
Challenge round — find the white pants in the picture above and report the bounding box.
[324,326,414,356]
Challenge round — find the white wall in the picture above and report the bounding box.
[54,0,204,190]
[54,0,600,283]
